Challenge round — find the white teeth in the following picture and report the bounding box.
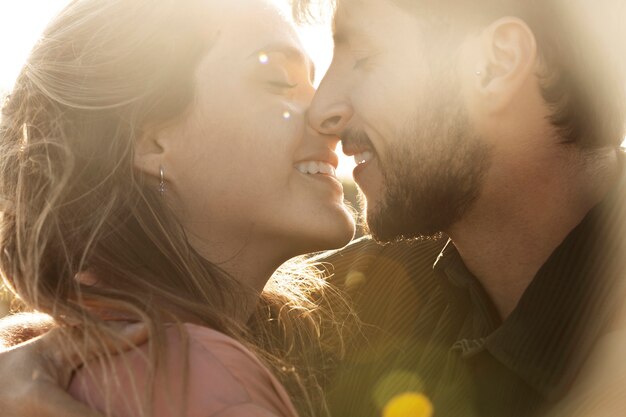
[353,151,374,165]
[294,161,337,177]
[319,163,334,176]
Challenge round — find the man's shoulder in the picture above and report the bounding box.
[310,236,447,333]
[312,236,446,282]
[316,237,451,393]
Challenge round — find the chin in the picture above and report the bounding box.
[332,206,357,245]
[326,223,356,249]
[303,211,356,254]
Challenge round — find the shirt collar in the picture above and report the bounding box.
[433,239,502,343]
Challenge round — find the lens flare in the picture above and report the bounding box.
[258,52,269,64]
[383,392,433,417]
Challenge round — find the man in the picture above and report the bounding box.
[1,0,625,416]
[302,0,626,415]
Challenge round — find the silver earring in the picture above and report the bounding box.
[159,165,166,196]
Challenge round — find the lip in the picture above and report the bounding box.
[351,154,383,197]
[294,148,339,170]
[340,133,378,184]
[343,142,369,156]
[352,157,373,180]
[343,144,375,179]
[340,128,375,154]
[295,167,345,195]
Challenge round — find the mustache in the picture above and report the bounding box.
[340,129,375,151]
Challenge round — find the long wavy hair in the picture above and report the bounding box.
[0,1,356,415]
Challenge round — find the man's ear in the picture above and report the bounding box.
[134,127,167,180]
[473,17,538,111]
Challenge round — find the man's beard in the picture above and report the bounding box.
[365,77,493,243]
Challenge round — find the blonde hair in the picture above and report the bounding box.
[0,1,356,415]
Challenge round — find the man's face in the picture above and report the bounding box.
[308,0,492,241]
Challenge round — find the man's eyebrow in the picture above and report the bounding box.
[248,43,316,83]
[333,30,346,45]
[333,27,370,47]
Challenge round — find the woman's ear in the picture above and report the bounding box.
[134,127,167,179]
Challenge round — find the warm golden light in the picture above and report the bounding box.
[383,392,434,417]
[258,52,270,65]
[0,1,71,92]
[7,1,620,182]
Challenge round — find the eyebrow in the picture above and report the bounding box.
[332,17,370,46]
[248,43,316,84]
[332,31,346,46]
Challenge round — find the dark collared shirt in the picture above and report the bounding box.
[318,159,626,417]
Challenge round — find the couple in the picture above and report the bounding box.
[1,0,626,416]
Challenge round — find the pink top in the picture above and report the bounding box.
[68,323,300,417]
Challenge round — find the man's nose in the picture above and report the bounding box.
[307,80,353,136]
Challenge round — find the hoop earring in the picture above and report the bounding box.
[159,165,166,197]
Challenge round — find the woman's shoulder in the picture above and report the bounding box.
[180,323,297,415]
[182,323,263,370]
[69,323,298,417]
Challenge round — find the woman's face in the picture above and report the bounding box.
[143,0,355,263]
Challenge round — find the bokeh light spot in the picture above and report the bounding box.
[373,370,425,410]
[258,52,269,64]
[345,271,366,290]
[383,392,434,417]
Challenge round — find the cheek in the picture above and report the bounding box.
[357,63,425,141]
[173,105,305,216]
[167,58,310,219]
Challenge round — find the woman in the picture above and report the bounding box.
[0,0,356,416]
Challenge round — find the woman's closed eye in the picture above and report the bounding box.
[267,80,298,89]
[353,57,370,70]
[352,49,380,71]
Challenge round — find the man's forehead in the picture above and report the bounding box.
[331,0,414,46]
[332,0,376,41]
[334,0,373,15]
[336,0,367,6]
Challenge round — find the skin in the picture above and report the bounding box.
[0,0,622,415]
